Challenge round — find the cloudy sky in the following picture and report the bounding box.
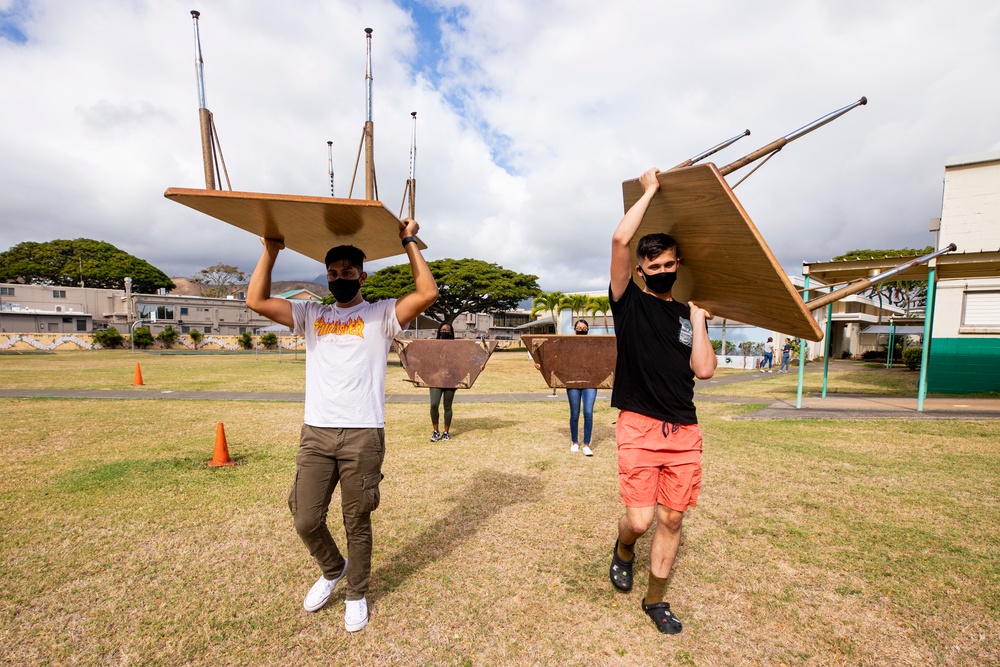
[1,0,998,292]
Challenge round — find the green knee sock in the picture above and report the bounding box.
[646,572,668,604]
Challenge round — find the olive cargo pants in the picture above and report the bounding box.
[289,425,386,601]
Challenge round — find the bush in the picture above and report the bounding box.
[236,332,253,350]
[259,332,279,349]
[188,329,204,348]
[132,326,154,349]
[861,350,884,361]
[902,347,922,371]
[92,327,124,349]
[155,325,179,349]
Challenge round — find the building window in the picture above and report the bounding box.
[962,291,1000,327]
[181,325,190,333]
[62,317,72,323]
[204,326,212,333]
[180,307,189,315]
[493,313,530,327]
[76,319,87,331]
[53,290,66,298]
[0,287,13,296]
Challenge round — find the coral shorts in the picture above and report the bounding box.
[616,410,702,512]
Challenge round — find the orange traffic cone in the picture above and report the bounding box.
[133,362,144,386]
[207,422,238,467]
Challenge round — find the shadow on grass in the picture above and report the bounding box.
[55,455,254,493]
[371,469,544,602]
[448,416,518,436]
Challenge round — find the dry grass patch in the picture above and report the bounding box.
[2,397,998,666]
[0,349,551,396]
[0,349,307,393]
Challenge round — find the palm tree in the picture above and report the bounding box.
[530,291,564,333]
[587,295,612,333]
[559,293,592,332]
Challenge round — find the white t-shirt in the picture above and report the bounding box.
[292,299,401,428]
[764,340,774,354]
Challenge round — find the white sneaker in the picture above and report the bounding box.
[345,597,369,632]
[303,560,348,612]
[570,443,580,453]
[582,446,594,457]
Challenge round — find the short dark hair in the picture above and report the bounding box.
[324,245,366,271]
[636,233,678,261]
[575,319,589,328]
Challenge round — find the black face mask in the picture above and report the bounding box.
[639,268,677,295]
[329,278,361,304]
[575,328,588,335]
[438,330,455,339]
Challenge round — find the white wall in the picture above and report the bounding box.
[935,151,1000,337]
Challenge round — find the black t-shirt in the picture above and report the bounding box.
[610,280,697,424]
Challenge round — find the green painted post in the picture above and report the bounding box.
[886,319,895,369]
[917,266,937,411]
[796,276,811,409]
[822,301,832,398]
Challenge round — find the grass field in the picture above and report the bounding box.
[1,352,998,666]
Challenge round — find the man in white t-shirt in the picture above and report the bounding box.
[246,218,437,632]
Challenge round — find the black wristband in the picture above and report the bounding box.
[401,236,418,247]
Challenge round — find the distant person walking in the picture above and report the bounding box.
[761,337,774,373]
[779,338,792,373]
[429,323,457,442]
[567,319,597,456]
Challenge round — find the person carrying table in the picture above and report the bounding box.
[607,168,717,634]
[246,219,437,633]
[428,322,457,442]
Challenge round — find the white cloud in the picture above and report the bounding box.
[1,0,998,292]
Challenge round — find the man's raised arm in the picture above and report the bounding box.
[611,168,660,301]
[394,218,439,328]
[246,238,294,330]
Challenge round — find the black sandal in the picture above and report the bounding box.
[641,598,682,634]
[609,539,633,592]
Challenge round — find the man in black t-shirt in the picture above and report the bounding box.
[607,168,717,634]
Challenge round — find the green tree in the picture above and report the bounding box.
[156,325,178,348]
[236,331,254,350]
[530,291,565,333]
[193,263,246,298]
[586,295,612,332]
[92,327,124,349]
[188,329,204,348]
[559,293,592,320]
[259,332,279,349]
[361,258,541,325]
[831,246,934,312]
[0,238,174,294]
[132,326,154,349]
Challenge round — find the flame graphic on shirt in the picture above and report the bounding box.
[314,315,365,339]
